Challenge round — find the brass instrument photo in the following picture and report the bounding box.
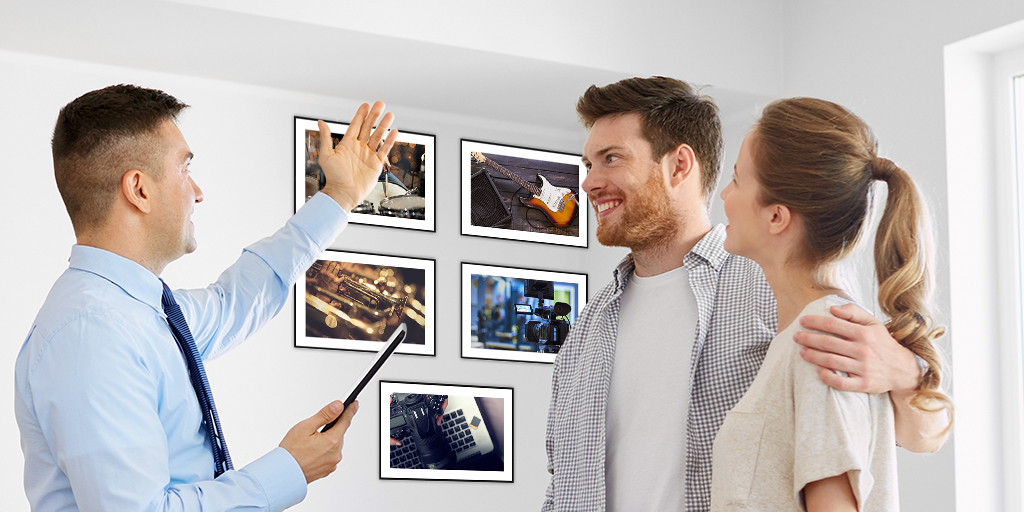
[295,250,435,355]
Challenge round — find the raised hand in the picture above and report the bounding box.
[317,101,399,212]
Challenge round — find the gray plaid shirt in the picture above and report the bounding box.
[543,225,777,512]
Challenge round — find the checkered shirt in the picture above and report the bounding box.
[542,225,777,512]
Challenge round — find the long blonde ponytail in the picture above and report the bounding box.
[872,157,953,426]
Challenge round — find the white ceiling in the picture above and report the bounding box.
[0,0,775,130]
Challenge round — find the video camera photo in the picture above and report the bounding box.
[513,280,571,353]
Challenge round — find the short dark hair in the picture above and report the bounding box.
[576,76,723,207]
[52,84,189,232]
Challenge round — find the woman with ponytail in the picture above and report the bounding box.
[711,98,952,511]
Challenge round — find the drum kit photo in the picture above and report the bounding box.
[305,159,426,220]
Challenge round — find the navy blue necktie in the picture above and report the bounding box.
[160,280,233,477]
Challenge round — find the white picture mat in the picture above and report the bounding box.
[294,117,435,231]
[461,263,587,363]
[460,139,587,247]
[379,381,513,482]
[295,250,434,355]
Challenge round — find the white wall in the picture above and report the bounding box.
[782,1,1024,510]
[0,49,592,511]
[5,0,1019,510]
[0,49,757,512]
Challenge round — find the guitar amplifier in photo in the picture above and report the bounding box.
[470,169,512,228]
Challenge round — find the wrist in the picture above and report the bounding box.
[319,188,356,212]
[891,368,921,400]
[890,349,923,397]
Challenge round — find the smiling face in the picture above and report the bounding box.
[720,131,773,260]
[148,119,204,263]
[581,113,679,250]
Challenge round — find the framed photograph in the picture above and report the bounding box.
[381,380,513,482]
[295,250,434,355]
[461,263,587,364]
[295,116,435,232]
[461,139,587,247]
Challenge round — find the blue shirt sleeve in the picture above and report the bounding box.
[28,315,307,512]
[174,192,347,360]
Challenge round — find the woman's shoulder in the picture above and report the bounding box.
[797,294,875,323]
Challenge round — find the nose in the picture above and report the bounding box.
[190,176,204,204]
[581,167,600,196]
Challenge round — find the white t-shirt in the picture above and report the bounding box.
[710,295,898,511]
[605,267,699,511]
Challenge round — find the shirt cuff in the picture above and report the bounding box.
[241,447,308,511]
[291,192,348,249]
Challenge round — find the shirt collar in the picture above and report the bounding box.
[610,224,730,293]
[67,245,166,314]
[611,253,636,294]
[685,224,730,272]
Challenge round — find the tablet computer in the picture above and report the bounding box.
[321,323,407,432]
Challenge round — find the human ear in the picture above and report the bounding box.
[667,143,697,188]
[766,204,792,235]
[122,170,153,214]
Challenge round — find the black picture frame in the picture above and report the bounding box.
[294,116,436,232]
[460,139,588,247]
[295,249,435,355]
[380,380,513,482]
[461,262,588,364]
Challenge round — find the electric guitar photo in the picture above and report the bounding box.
[470,151,578,227]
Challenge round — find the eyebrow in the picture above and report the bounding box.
[583,144,626,163]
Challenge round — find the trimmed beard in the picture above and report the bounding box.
[595,167,679,251]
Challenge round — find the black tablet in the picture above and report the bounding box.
[321,323,407,432]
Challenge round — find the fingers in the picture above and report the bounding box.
[299,400,343,433]
[794,331,858,358]
[377,125,399,163]
[323,400,359,440]
[799,345,860,375]
[829,303,882,327]
[817,366,862,392]
[359,101,387,142]
[345,103,371,140]
[798,314,858,341]
[390,438,402,446]
[317,120,335,158]
[368,111,396,154]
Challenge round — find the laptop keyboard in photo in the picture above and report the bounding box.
[388,396,495,469]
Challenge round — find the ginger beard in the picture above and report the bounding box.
[594,164,679,251]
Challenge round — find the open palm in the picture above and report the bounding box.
[317,101,399,212]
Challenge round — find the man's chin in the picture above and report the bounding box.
[595,227,628,248]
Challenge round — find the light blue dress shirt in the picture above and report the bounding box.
[15,193,347,511]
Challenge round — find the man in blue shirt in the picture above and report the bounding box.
[14,84,399,511]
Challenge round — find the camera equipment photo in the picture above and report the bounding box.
[514,279,572,354]
[389,393,455,470]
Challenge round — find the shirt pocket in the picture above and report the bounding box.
[713,411,766,506]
